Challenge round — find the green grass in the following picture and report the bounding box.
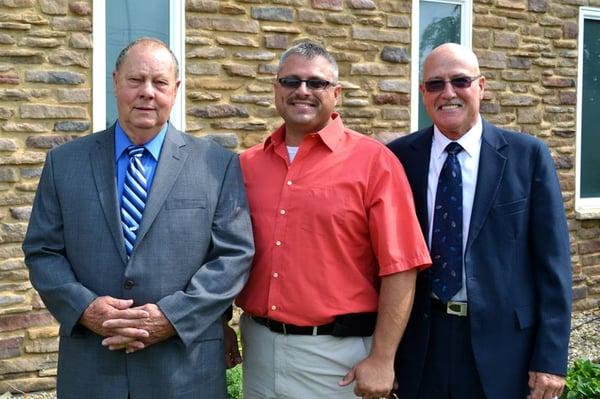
[226,366,243,399]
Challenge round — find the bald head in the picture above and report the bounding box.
[423,43,480,80]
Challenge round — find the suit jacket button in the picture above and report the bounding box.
[124,280,135,289]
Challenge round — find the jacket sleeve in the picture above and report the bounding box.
[22,150,98,335]
[157,153,255,346]
[528,141,572,376]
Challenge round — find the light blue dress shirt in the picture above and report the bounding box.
[115,121,167,206]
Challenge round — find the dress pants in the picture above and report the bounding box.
[417,303,487,399]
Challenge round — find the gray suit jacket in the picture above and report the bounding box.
[23,124,254,399]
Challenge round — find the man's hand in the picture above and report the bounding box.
[79,296,149,337]
[223,321,242,368]
[101,303,176,353]
[339,354,394,398]
[527,371,565,399]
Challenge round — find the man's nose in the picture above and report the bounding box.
[139,80,155,97]
[294,81,311,95]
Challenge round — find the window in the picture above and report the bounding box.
[576,7,600,218]
[410,0,472,131]
[92,0,185,132]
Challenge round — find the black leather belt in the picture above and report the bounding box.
[252,316,335,335]
[431,298,468,317]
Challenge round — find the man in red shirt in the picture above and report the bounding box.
[229,42,431,399]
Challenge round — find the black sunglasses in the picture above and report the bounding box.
[277,77,334,90]
[423,75,482,92]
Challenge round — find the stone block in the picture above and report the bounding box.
[0,167,19,182]
[54,121,90,132]
[69,32,92,49]
[350,63,406,76]
[187,46,226,59]
[51,16,91,32]
[298,10,324,23]
[542,77,575,88]
[378,80,410,93]
[202,134,239,149]
[353,27,408,43]
[0,259,25,271]
[187,16,260,33]
[211,120,267,131]
[0,0,35,7]
[25,70,85,84]
[474,15,507,29]
[26,135,78,149]
[326,14,354,25]
[0,22,31,30]
[19,37,61,48]
[20,104,87,119]
[494,31,519,48]
[517,108,542,124]
[382,108,409,120]
[223,64,257,78]
[305,25,348,37]
[381,46,409,63]
[312,0,342,11]
[9,206,31,220]
[25,337,59,353]
[48,50,90,68]
[40,0,67,15]
[0,336,23,359]
[233,50,276,61]
[69,1,91,15]
[0,222,27,243]
[0,311,55,333]
[188,104,249,118]
[0,33,16,44]
[373,93,409,105]
[187,91,222,101]
[231,95,271,106]
[187,63,220,75]
[216,36,259,47]
[0,138,18,151]
[348,0,376,9]
[0,377,56,393]
[387,15,409,28]
[186,0,219,12]
[0,107,15,119]
[265,35,289,49]
[219,3,246,14]
[251,7,294,22]
[20,167,43,178]
[57,88,90,103]
[0,152,46,165]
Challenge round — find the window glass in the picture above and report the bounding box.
[581,17,600,198]
[418,1,461,130]
[105,0,170,128]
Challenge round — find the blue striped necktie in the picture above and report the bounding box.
[121,145,147,257]
[430,142,463,303]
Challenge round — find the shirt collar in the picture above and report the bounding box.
[115,121,168,161]
[263,112,344,152]
[432,116,482,160]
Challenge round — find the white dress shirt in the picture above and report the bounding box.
[428,117,483,302]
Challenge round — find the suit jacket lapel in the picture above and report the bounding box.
[410,128,434,240]
[466,120,508,253]
[133,125,188,250]
[90,127,128,265]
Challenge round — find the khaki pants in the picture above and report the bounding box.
[240,312,373,399]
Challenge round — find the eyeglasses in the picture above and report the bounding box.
[277,77,334,90]
[423,75,482,93]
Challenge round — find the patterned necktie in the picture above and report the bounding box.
[430,142,463,303]
[121,146,147,257]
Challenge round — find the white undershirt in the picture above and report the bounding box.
[427,117,483,302]
[287,146,299,162]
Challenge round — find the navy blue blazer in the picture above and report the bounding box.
[388,120,572,399]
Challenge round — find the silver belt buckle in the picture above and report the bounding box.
[446,301,468,317]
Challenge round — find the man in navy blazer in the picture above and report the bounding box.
[388,43,572,399]
[22,38,254,398]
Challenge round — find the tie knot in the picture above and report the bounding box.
[445,142,463,156]
[127,145,145,158]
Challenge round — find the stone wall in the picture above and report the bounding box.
[0,0,598,393]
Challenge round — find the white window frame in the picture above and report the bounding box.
[575,7,600,219]
[92,2,185,132]
[410,0,472,132]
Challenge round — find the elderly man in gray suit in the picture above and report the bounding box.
[22,37,254,399]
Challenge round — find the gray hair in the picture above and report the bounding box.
[278,42,339,82]
[115,37,179,78]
